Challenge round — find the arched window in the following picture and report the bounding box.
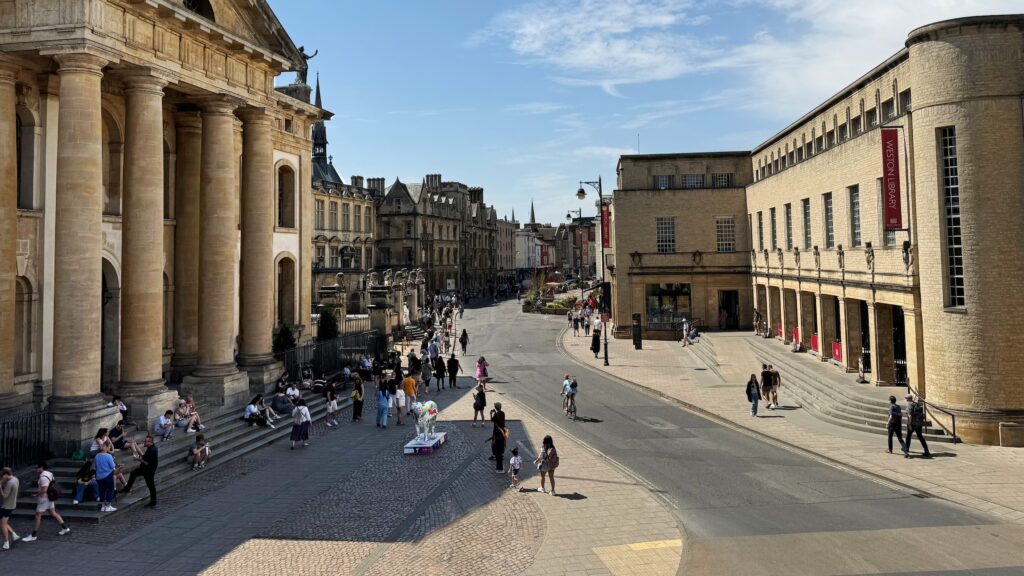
[277,165,296,228]
[184,0,215,21]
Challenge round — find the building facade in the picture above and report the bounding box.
[0,0,318,450]
[747,15,1024,445]
[496,216,518,289]
[611,153,753,338]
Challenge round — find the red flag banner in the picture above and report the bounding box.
[881,128,902,230]
[601,204,610,248]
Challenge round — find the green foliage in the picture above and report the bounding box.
[273,323,297,354]
[317,306,340,341]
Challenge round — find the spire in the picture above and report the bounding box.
[511,207,516,223]
[529,201,536,225]
[314,71,322,109]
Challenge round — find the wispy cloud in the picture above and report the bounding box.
[385,107,475,117]
[618,97,726,130]
[472,0,715,95]
[506,101,567,115]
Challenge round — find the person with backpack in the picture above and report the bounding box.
[886,395,907,455]
[745,374,760,417]
[22,462,70,541]
[535,435,560,495]
[904,394,932,458]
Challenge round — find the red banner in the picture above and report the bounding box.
[601,204,610,248]
[832,341,843,363]
[881,128,902,230]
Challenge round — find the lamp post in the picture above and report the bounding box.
[576,177,609,366]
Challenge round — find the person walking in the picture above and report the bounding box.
[769,364,782,408]
[886,395,907,455]
[447,353,461,389]
[566,309,573,328]
[583,311,591,337]
[420,355,434,393]
[122,435,159,508]
[1,467,21,550]
[745,374,760,417]
[459,329,469,356]
[94,444,117,513]
[535,435,560,495]
[350,375,365,422]
[759,364,773,407]
[489,402,507,473]
[572,313,580,337]
[472,382,487,427]
[22,463,70,541]
[290,398,312,449]
[475,357,490,389]
[433,355,447,393]
[402,371,418,416]
[904,394,932,458]
[590,321,601,359]
[387,374,402,425]
[375,381,391,429]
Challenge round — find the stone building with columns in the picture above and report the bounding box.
[0,0,319,451]
[746,15,1024,445]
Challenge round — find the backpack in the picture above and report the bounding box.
[548,448,560,470]
[910,402,925,427]
[43,472,61,501]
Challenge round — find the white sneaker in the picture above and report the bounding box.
[72,499,79,505]
[58,527,71,535]
[268,423,276,429]
[10,532,19,542]
[21,535,36,542]
[3,541,9,550]
[198,424,206,430]
[103,505,116,513]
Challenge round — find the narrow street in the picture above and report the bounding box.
[472,299,1024,575]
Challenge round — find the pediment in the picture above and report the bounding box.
[172,0,303,69]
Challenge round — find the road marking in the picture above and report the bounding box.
[515,440,536,459]
[637,416,679,430]
[629,539,683,551]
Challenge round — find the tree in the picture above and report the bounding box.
[273,323,297,354]
[317,305,340,341]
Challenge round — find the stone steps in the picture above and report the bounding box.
[13,390,339,523]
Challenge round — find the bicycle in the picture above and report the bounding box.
[565,393,577,421]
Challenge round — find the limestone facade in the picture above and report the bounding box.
[746,15,1024,444]
[0,0,318,450]
[611,153,753,339]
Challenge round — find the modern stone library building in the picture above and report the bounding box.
[0,0,320,451]
[746,15,1024,445]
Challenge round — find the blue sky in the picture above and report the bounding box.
[269,0,1019,225]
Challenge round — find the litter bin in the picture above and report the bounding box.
[631,313,643,350]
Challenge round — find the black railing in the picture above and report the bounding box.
[0,410,51,469]
[275,331,378,381]
[906,381,959,443]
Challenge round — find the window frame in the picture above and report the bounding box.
[939,126,965,307]
[655,217,676,254]
[715,216,736,253]
[823,192,835,249]
[849,184,861,247]
[801,198,812,249]
[784,203,793,250]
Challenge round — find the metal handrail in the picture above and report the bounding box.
[906,382,958,443]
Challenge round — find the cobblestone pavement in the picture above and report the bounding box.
[560,326,1024,525]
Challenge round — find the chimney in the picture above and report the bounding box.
[352,175,364,189]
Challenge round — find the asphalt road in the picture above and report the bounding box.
[461,299,1024,575]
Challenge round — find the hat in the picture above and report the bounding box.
[904,394,913,401]
[494,402,502,410]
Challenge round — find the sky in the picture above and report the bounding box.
[268,0,1020,226]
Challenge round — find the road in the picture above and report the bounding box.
[465,299,1024,575]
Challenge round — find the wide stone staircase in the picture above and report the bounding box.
[13,389,338,523]
[700,333,956,444]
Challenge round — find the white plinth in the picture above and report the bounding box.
[403,431,448,455]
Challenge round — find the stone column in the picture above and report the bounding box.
[171,111,201,381]
[904,306,926,397]
[236,108,281,392]
[872,303,895,386]
[0,63,18,410]
[815,293,830,362]
[50,53,117,452]
[181,97,249,407]
[118,72,177,421]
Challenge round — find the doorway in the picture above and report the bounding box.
[718,290,740,329]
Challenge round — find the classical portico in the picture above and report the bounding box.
[0,0,320,450]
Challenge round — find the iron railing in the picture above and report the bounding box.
[275,331,378,381]
[0,409,51,469]
[906,381,959,443]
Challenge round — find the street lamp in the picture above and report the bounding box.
[576,176,609,367]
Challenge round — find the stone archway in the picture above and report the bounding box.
[276,256,296,327]
[101,257,121,393]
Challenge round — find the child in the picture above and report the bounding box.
[190,434,212,471]
[508,447,522,489]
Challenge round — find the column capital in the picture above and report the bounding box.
[195,94,243,116]
[120,71,168,96]
[53,53,109,75]
[237,106,274,126]
[174,110,202,131]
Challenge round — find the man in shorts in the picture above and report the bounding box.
[1,467,21,549]
[22,463,70,541]
[769,364,782,409]
[402,371,418,416]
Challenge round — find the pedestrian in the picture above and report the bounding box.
[745,374,760,417]
[590,322,601,359]
[433,355,447,393]
[904,394,931,458]
[289,398,312,449]
[387,374,402,425]
[535,435,560,495]
[459,329,469,356]
[508,448,523,490]
[190,434,212,470]
[351,375,365,422]
[375,380,391,429]
[472,382,487,427]
[402,370,418,416]
[759,363,773,407]
[583,313,591,336]
[567,309,573,327]
[447,353,461,388]
[475,356,489,384]
[324,380,339,428]
[22,462,70,541]
[122,435,159,508]
[94,444,117,512]
[769,364,781,408]
[488,402,507,473]
[1,467,21,550]
[421,356,434,393]
[886,395,907,455]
